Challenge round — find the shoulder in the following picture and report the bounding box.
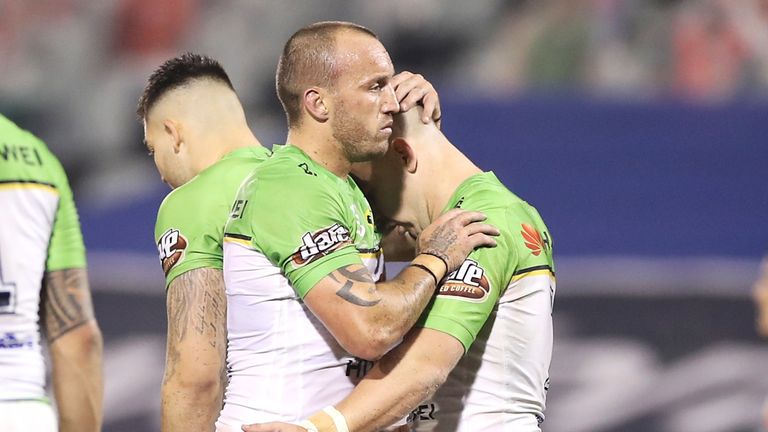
[247,150,342,204]
[0,115,68,187]
[154,171,231,242]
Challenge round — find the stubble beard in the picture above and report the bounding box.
[332,102,388,163]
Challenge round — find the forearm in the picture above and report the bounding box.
[161,372,224,432]
[337,359,436,432]
[307,253,448,360]
[50,320,103,432]
[162,268,228,432]
[309,329,461,432]
[42,267,103,432]
[365,264,439,351]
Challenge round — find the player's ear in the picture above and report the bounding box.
[303,87,329,122]
[391,138,417,174]
[163,120,183,153]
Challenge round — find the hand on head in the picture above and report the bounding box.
[391,71,441,125]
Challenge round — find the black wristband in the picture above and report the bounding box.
[410,263,438,285]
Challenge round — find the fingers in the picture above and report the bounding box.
[463,222,501,238]
[392,71,439,122]
[399,86,428,112]
[390,70,412,89]
[466,233,498,249]
[421,92,441,125]
[453,210,490,227]
[393,71,427,101]
[430,207,465,224]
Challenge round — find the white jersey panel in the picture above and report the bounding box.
[0,399,57,431]
[0,188,59,400]
[218,241,357,428]
[416,273,554,432]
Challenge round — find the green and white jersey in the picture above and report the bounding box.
[220,144,382,427]
[153,146,271,288]
[0,114,86,401]
[413,172,555,432]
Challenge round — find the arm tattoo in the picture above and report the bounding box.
[165,268,227,381]
[166,269,226,346]
[41,268,95,343]
[338,266,375,284]
[332,265,380,307]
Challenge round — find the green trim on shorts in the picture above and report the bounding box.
[1,396,51,405]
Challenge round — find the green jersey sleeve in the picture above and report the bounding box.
[226,167,362,298]
[154,187,224,287]
[153,147,271,288]
[44,145,86,271]
[417,208,516,352]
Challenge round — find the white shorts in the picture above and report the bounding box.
[0,399,57,432]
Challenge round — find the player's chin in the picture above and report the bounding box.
[367,137,390,158]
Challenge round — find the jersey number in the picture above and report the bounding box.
[0,254,16,314]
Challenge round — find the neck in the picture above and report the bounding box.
[421,135,483,228]
[286,126,351,178]
[193,124,262,175]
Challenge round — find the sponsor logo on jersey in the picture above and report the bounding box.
[290,224,351,266]
[0,332,34,349]
[345,357,374,379]
[157,228,188,276]
[437,259,491,302]
[407,403,437,422]
[521,223,551,256]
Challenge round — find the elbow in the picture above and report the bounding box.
[342,327,396,361]
[344,340,388,362]
[82,321,104,354]
[53,319,103,357]
[162,363,223,397]
[163,374,221,396]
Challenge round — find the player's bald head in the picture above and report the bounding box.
[392,105,437,143]
[137,52,235,120]
[276,21,378,127]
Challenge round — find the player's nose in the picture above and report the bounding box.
[381,84,399,114]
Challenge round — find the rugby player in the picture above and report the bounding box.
[138,53,269,432]
[139,51,451,431]
[0,114,103,432]
[244,105,555,432]
[220,21,499,431]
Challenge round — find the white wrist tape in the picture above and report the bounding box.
[323,406,350,432]
[295,419,319,432]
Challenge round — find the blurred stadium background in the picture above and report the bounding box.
[2,0,768,431]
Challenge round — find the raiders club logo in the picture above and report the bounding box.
[290,224,351,267]
[438,259,491,302]
[157,228,188,275]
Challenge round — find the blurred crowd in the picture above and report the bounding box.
[1,0,767,201]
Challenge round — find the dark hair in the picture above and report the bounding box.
[276,21,377,127]
[137,52,234,119]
